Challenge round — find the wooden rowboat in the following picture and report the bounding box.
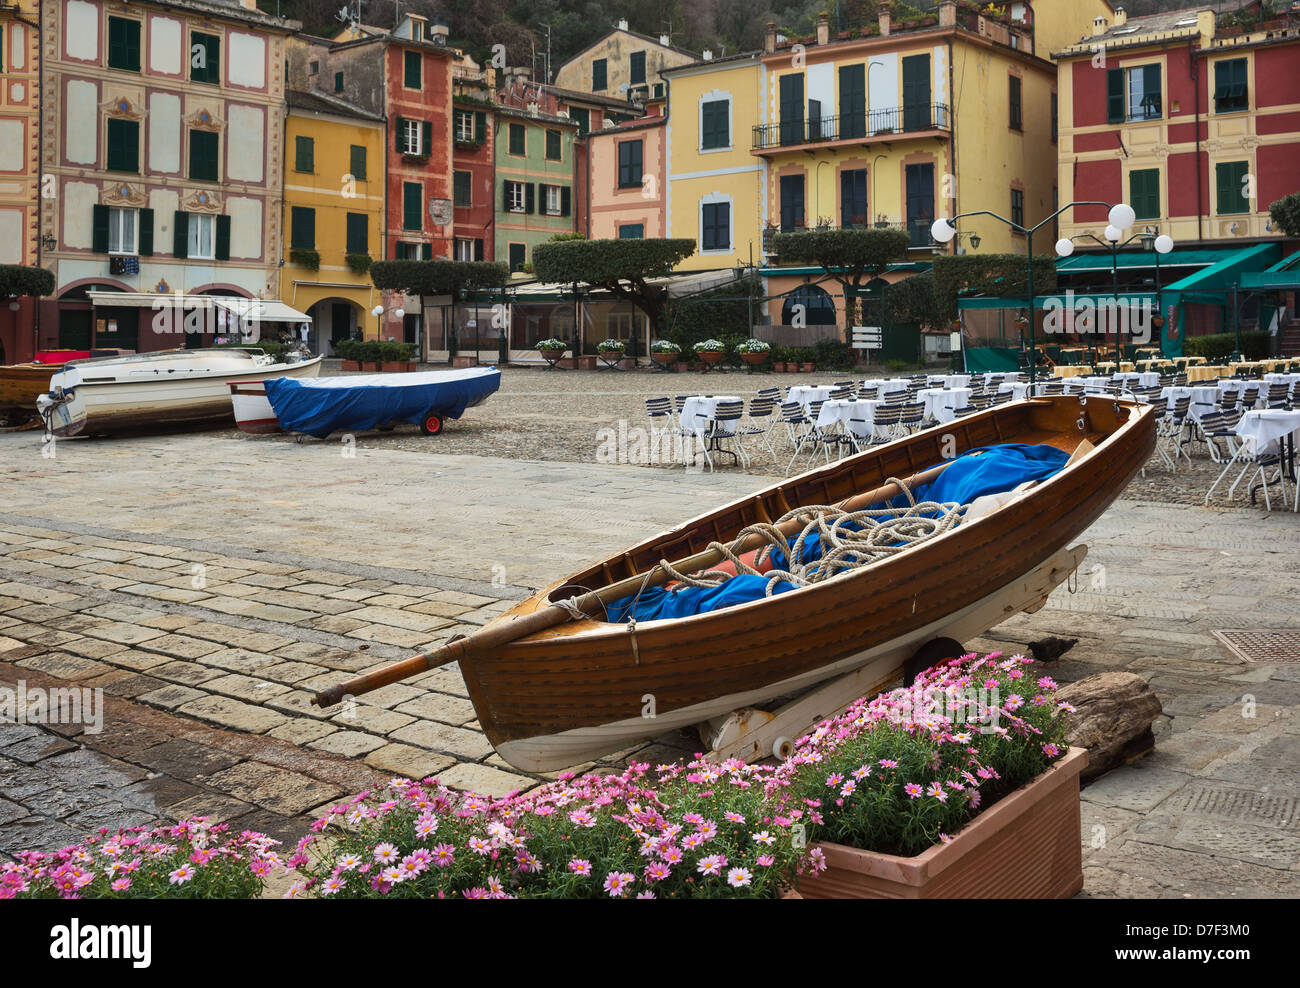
[452,395,1154,772]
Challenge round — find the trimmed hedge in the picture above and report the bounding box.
[1184,331,1271,363]
[0,265,55,297]
[772,229,910,330]
[933,254,1059,324]
[884,271,937,328]
[370,260,509,296]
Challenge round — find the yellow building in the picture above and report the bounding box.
[0,0,41,362]
[554,21,697,103]
[663,52,767,272]
[281,89,386,354]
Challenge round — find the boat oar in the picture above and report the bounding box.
[311,460,954,708]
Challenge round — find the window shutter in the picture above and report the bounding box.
[215,214,230,261]
[421,242,432,260]
[1143,64,1161,116]
[127,20,140,70]
[92,204,109,254]
[207,35,220,83]
[350,145,366,181]
[560,186,571,217]
[525,183,535,214]
[173,211,189,258]
[474,111,486,143]
[474,238,483,261]
[1106,68,1124,123]
[503,182,512,211]
[138,208,154,256]
[395,117,405,153]
[422,119,432,158]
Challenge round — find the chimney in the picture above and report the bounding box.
[617,19,628,31]
[236,0,258,8]
[879,4,891,37]
[702,49,714,60]
[1114,7,1127,27]
[1092,15,1108,36]
[938,0,956,27]
[429,19,450,45]
[817,13,830,45]
[764,21,777,54]
[659,33,670,46]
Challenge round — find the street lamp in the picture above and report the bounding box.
[371,303,405,346]
[931,197,1117,388]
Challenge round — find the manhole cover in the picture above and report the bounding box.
[1212,630,1300,663]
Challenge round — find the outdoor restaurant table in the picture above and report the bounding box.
[1094,361,1136,374]
[1259,359,1295,372]
[1058,365,1094,378]
[786,385,834,412]
[1113,371,1161,388]
[1161,385,1220,420]
[998,381,1032,400]
[1229,361,1264,376]
[870,378,913,397]
[1186,365,1226,382]
[679,395,742,436]
[817,398,881,438]
[1263,372,1300,395]
[1235,409,1300,510]
[974,371,1021,385]
[1174,356,1208,368]
[919,386,972,424]
[928,374,971,390]
[1135,359,1175,373]
[1217,378,1257,400]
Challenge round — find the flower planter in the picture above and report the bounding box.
[741,352,768,365]
[381,360,410,373]
[696,350,725,365]
[361,361,380,372]
[800,362,815,373]
[652,351,678,366]
[340,360,361,372]
[797,747,1087,899]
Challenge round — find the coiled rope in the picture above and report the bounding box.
[656,477,966,597]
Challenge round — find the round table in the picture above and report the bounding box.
[998,382,1032,400]
[927,374,971,390]
[817,398,882,439]
[1186,365,1227,383]
[867,378,912,398]
[1058,365,1094,378]
[918,387,972,424]
[1161,385,1220,420]
[786,385,834,412]
[680,395,742,435]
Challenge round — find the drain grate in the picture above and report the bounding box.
[1212,630,1300,663]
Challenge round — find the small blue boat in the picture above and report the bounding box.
[234,367,500,439]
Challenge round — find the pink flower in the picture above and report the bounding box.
[568,858,592,876]
[603,871,634,897]
[696,854,727,877]
[1038,676,1058,690]
[926,782,948,803]
[756,855,775,867]
[111,878,131,892]
[372,842,399,865]
[1042,743,1061,758]
[904,783,923,799]
[1005,694,1024,711]
[168,865,195,885]
[644,862,671,882]
[726,867,752,888]
[724,811,746,824]
[879,759,898,769]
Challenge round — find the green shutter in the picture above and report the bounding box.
[630,50,645,85]
[420,242,432,260]
[403,182,422,230]
[1216,161,1249,214]
[474,111,486,143]
[1107,68,1124,123]
[214,214,230,261]
[190,130,218,181]
[350,145,366,181]
[1130,169,1159,220]
[560,186,571,217]
[395,117,405,153]
[290,206,314,249]
[346,213,367,254]
[92,204,109,254]
[503,181,511,211]
[173,211,189,258]
[546,129,560,160]
[509,123,524,155]
[108,19,141,72]
[592,59,606,91]
[138,208,154,256]
[404,50,421,88]
[422,120,432,158]
[192,33,220,84]
[524,183,534,214]
[106,119,139,173]
[474,238,483,261]
[295,136,314,172]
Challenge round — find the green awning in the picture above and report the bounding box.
[1242,248,1300,290]
[1054,248,1239,273]
[958,292,1156,310]
[1164,242,1280,292]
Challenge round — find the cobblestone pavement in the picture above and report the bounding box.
[1,420,1298,896]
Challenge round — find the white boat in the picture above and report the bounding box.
[37,348,323,437]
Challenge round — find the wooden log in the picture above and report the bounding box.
[1055,672,1163,783]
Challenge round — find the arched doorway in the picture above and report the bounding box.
[781,283,837,326]
[58,283,137,351]
[307,298,362,356]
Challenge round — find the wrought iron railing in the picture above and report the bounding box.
[752,103,951,150]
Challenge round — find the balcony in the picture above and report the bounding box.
[751,103,951,153]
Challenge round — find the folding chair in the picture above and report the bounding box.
[645,397,673,443]
[868,404,901,445]
[1205,436,1291,511]
[898,401,925,436]
[736,396,780,466]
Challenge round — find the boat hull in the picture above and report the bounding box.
[0,364,60,415]
[228,381,281,434]
[459,396,1155,772]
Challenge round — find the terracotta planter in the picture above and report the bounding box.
[696,350,725,364]
[741,351,768,365]
[361,361,380,372]
[381,361,408,373]
[652,351,678,366]
[340,360,361,371]
[800,362,814,372]
[796,747,1087,899]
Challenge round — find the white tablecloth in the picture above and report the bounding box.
[1161,386,1219,419]
[787,385,834,412]
[817,398,883,438]
[998,382,1032,400]
[1235,409,1300,455]
[1263,373,1300,389]
[867,378,912,398]
[1062,379,1110,395]
[919,387,972,424]
[680,395,741,435]
[1112,371,1161,389]
[928,374,971,390]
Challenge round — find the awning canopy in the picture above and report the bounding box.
[1054,248,1242,273]
[84,292,311,323]
[210,298,312,323]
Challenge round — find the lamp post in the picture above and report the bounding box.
[931,199,1119,389]
[370,303,405,341]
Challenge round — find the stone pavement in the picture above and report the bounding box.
[1,429,1299,896]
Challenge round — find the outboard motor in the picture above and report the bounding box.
[36,387,87,438]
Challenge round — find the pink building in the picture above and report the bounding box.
[587,110,665,240]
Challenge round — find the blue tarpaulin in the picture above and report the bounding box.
[604,444,1070,623]
[264,368,500,439]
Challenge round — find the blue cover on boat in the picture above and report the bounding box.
[264,368,500,439]
[605,443,1071,622]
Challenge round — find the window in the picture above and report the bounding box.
[592,58,607,91]
[1108,65,1161,122]
[106,119,139,173]
[570,107,590,136]
[508,242,526,272]
[191,32,220,85]
[108,207,136,254]
[309,60,318,75]
[781,285,836,326]
[617,140,642,188]
[404,50,421,89]
[349,145,366,181]
[454,110,474,142]
[346,212,367,254]
[290,206,314,249]
[1010,188,1024,228]
[778,73,804,145]
[840,168,868,228]
[1214,58,1248,113]
[618,224,644,239]
[294,135,314,173]
[454,170,472,207]
[189,130,218,181]
[1009,75,1022,130]
[1051,92,1058,143]
[334,71,344,93]
[508,123,525,155]
[402,118,422,156]
[454,238,475,261]
[701,98,729,150]
[506,180,526,212]
[630,50,646,86]
[1130,169,1160,220]
[545,185,561,215]
[403,182,422,231]
[1216,160,1250,215]
[905,161,934,247]
[780,174,805,232]
[187,213,214,259]
[108,18,141,72]
[701,201,730,252]
[546,129,561,161]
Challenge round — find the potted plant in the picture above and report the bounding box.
[597,338,627,369]
[694,339,727,368]
[775,651,1086,899]
[380,340,416,372]
[334,337,362,371]
[650,339,681,367]
[737,338,771,367]
[536,337,567,369]
[797,347,815,372]
[359,340,383,372]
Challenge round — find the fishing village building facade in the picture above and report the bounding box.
[553,21,697,105]
[37,0,299,353]
[280,89,385,355]
[0,0,41,362]
[587,108,666,242]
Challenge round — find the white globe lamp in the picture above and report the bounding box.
[1154,234,1174,254]
[371,305,384,318]
[1055,238,1075,257]
[1104,225,1123,243]
[394,308,405,319]
[1108,203,1136,231]
[930,218,956,244]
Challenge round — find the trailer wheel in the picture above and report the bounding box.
[420,413,443,436]
[903,637,966,687]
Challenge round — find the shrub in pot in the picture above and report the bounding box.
[694,339,727,365]
[333,338,362,371]
[737,338,771,366]
[650,339,681,366]
[358,340,383,371]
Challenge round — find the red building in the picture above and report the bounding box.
[451,61,496,261]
